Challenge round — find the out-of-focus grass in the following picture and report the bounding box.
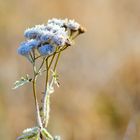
[0,0,140,139]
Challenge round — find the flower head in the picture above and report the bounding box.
[24,24,46,39]
[18,39,40,56]
[40,31,54,43]
[18,18,84,59]
[38,44,55,56]
[52,29,68,46]
[66,19,80,30]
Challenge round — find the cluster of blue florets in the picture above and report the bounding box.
[18,18,81,57]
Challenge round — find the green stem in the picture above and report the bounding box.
[42,57,50,127]
[48,52,57,69]
[32,64,43,128]
[36,58,45,74]
[53,51,61,72]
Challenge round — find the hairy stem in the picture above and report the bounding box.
[42,57,51,127]
[32,64,43,128]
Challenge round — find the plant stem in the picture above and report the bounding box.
[32,64,43,128]
[48,52,57,69]
[42,56,53,128]
[53,51,61,72]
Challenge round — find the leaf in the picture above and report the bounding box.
[41,128,53,140]
[51,70,60,87]
[13,74,32,89]
[16,127,39,140]
[54,136,61,140]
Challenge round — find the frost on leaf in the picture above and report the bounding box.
[16,127,39,140]
[13,74,32,89]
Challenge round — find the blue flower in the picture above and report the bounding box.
[38,44,55,56]
[18,39,40,55]
[24,24,46,39]
[18,42,31,56]
[52,29,68,46]
[19,18,82,58]
[40,31,54,43]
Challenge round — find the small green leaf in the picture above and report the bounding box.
[41,128,53,140]
[17,127,39,140]
[13,74,32,89]
[51,70,60,87]
[17,132,37,140]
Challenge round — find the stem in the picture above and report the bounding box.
[53,51,61,72]
[48,52,57,69]
[42,56,52,127]
[37,58,45,74]
[32,64,43,128]
[42,47,65,128]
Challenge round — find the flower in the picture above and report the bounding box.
[18,39,40,56]
[38,44,55,56]
[24,24,46,39]
[66,19,80,30]
[52,28,68,46]
[18,18,84,59]
[48,18,65,27]
[40,31,54,43]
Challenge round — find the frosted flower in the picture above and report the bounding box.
[18,39,40,55]
[38,44,55,56]
[18,18,84,58]
[18,42,31,56]
[27,39,40,48]
[46,24,62,33]
[24,24,46,39]
[66,20,80,30]
[40,31,54,43]
[52,31,68,46]
[50,27,68,46]
[48,18,65,27]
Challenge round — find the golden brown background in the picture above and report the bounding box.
[0,0,140,139]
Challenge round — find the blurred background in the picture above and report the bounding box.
[0,0,140,139]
